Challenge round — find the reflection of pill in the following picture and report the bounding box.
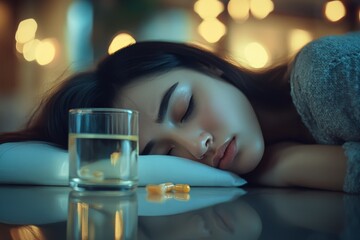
[79,167,90,176]
[147,192,173,203]
[110,151,121,165]
[174,192,190,201]
[173,184,191,193]
[146,194,166,202]
[92,170,104,178]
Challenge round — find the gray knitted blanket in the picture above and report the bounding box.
[290,32,360,193]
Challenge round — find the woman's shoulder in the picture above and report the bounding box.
[290,31,360,144]
[291,32,360,92]
[300,31,360,54]
[292,31,360,78]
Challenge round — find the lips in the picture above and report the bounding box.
[213,137,237,169]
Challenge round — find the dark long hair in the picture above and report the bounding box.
[0,41,291,149]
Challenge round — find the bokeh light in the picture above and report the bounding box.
[35,38,56,65]
[244,42,269,68]
[288,29,313,53]
[228,0,250,21]
[23,39,40,61]
[108,33,136,54]
[15,18,38,44]
[324,0,346,22]
[16,42,24,53]
[194,0,224,19]
[198,18,226,43]
[250,0,274,19]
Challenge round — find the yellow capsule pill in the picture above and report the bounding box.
[173,184,191,193]
[146,182,174,194]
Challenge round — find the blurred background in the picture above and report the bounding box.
[0,0,359,133]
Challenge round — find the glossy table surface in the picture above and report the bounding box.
[0,185,359,240]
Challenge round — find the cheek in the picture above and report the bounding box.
[197,100,222,129]
[198,92,234,129]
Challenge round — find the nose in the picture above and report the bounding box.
[174,129,213,159]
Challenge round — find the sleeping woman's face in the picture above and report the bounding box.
[116,68,264,174]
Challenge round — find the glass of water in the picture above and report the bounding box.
[68,108,138,191]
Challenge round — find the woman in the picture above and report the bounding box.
[1,32,359,192]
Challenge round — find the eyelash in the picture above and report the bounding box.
[180,95,194,123]
[166,148,173,155]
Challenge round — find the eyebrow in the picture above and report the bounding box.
[141,82,178,155]
[156,82,179,123]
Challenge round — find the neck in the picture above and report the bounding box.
[254,104,315,145]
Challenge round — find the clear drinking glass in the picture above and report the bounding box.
[68,108,138,191]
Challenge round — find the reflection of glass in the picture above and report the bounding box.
[67,191,138,240]
[68,108,139,191]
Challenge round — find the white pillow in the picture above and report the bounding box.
[0,142,246,187]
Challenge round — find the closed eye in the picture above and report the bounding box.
[180,95,194,123]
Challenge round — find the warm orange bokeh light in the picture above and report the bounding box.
[194,0,224,19]
[198,19,226,43]
[108,33,136,54]
[35,38,57,65]
[244,42,269,68]
[228,0,250,21]
[324,0,346,22]
[15,18,38,44]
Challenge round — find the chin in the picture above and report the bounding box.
[233,158,260,175]
[234,141,264,175]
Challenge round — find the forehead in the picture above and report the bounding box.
[117,70,177,111]
[116,68,199,109]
